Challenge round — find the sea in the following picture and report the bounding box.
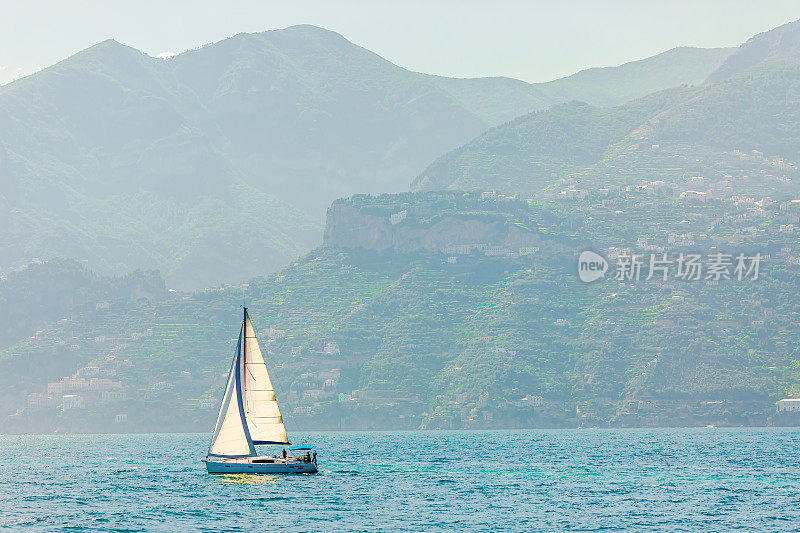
[1,428,799,532]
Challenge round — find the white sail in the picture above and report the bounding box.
[208,331,256,457]
[243,313,289,444]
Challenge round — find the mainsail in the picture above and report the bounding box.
[208,308,288,457]
[243,311,289,445]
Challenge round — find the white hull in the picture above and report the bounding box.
[205,457,318,474]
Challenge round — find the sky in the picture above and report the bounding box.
[1,0,799,85]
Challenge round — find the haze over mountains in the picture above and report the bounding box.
[0,24,732,288]
[414,19,800,195]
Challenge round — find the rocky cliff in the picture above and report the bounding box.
[323,193,576,256]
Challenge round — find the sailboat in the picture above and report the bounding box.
[203,308,318,474]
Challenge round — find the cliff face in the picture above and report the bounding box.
[323,201,558,255]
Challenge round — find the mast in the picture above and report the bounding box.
[236,308,257,455]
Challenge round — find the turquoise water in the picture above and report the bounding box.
[1,428,799,531]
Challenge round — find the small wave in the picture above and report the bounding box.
[766,515,793,522]
[1,516,48,527]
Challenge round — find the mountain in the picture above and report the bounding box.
[414,25,800,196]
[412,87,699,192]
[539,46,733,107]
[706,19,800,83]
[3,190,800,433]
[0,26,733,288]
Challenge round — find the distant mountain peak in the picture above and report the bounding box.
[96,38,123,46]
[256,24,364,53]
[86,38,141,54]
[281,23,346,36]
[63,37,147,66]
[231,24,352,47]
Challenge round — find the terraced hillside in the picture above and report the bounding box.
[3,191,800,433]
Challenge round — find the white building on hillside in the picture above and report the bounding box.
[389,210,408,225]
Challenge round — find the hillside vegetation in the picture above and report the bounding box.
[413,88,698,192]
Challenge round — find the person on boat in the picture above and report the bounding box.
[304,451,311,463]
[312,451,317,465]
[282,448,287,460]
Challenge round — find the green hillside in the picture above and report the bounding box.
[412,87,699,192]
[414,33,800,197]
[0,259,165,349]
[637,54,800,159]
[3,191,800,433]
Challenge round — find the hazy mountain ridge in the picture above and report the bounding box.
[540,46,733,107]
[638,53,800,156]
[0,25,734,288]
[0,259,165,420]
[706,19,800,84]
